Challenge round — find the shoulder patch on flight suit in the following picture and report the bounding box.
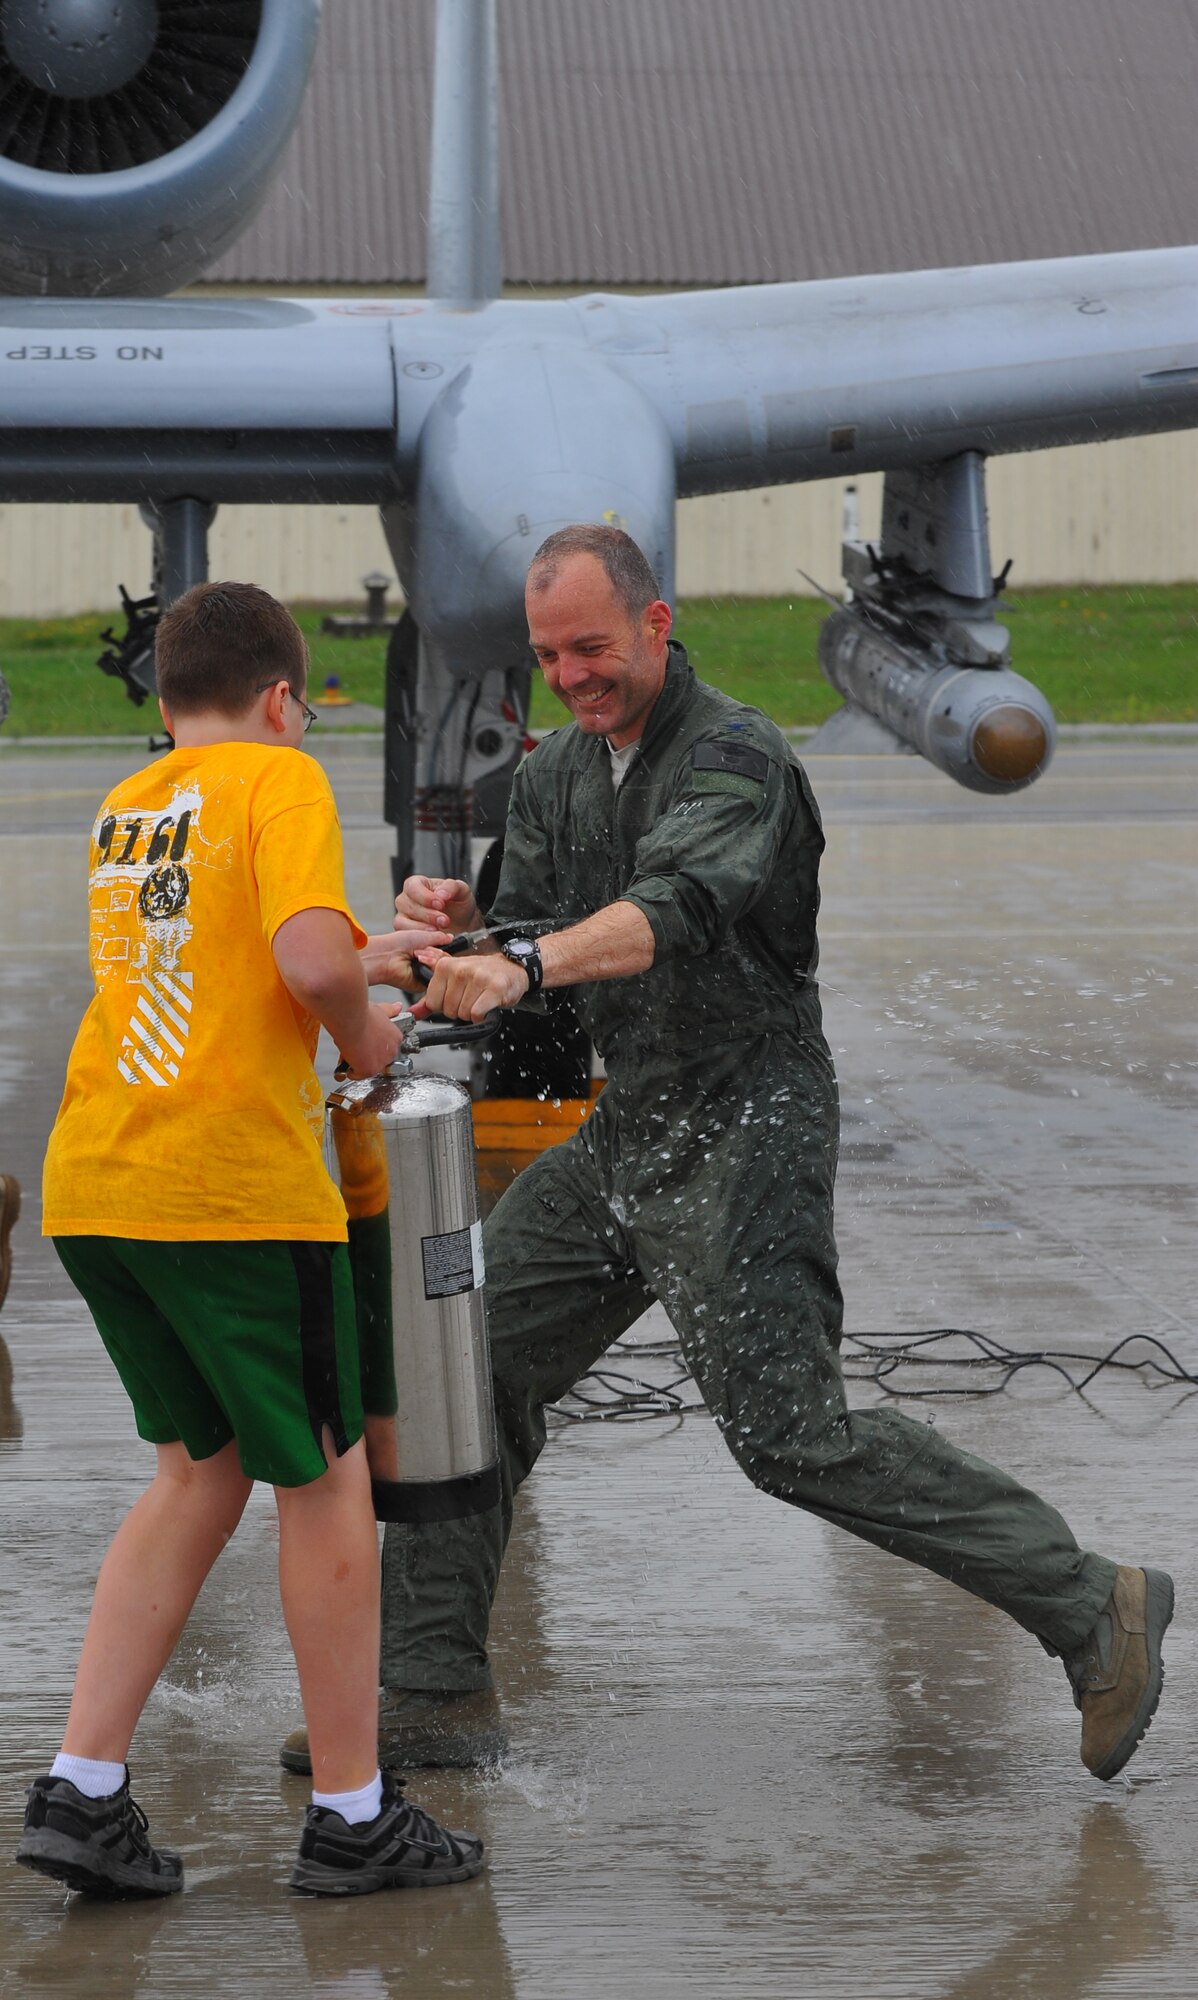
[691,737,769,799]
[692,739,770,782]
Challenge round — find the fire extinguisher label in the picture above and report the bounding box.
[421,1220,486,1299]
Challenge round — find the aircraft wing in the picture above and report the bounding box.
[0,298,401,503]
[577,245,1198,497]
[8,246,1198,508]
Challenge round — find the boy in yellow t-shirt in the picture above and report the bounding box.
[19,581,483,1902]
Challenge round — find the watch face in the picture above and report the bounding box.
[502,938,540,989]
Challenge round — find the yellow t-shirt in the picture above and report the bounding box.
[43,741,367,1242]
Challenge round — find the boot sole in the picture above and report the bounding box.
[1090,1567,1175,1783]
[290,1848,485,1897]
[16,1830,183,1899]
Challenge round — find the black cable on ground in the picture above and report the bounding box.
[547,1328,1198,1424]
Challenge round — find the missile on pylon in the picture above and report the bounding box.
[817,605,1056,795]
[813,457,1057,795]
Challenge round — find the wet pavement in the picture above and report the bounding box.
[1,738,1196,1997]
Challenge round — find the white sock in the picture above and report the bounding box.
[311,1770,384,1826]
[49,1752,126,1799]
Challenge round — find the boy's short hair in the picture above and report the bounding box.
[155,581,309,718]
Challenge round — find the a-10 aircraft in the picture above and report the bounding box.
[4,0,1198,896]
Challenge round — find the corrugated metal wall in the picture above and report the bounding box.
[212,0,1198,288]
[3,432,1198,619]
[678,431,1198,596]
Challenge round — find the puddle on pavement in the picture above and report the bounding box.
[1,747,1196,1997]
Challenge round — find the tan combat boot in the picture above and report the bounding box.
[1063,1566,1174,1781]
[279,1687,508,1776]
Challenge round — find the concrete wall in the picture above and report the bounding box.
[3,431,1197,620]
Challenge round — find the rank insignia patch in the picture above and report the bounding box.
[692,739,769,783]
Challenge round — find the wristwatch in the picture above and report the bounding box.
[499,935,544,995]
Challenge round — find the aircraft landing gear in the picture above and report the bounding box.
[94,498,218,744]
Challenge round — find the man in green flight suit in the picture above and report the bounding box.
[280,524,1172,1786]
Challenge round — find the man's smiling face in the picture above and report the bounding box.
[525,551,672,750]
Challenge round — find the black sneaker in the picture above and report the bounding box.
[290,1771,484,1898]
[16,1772,183,1899]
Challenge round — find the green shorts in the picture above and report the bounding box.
[53,1236,364,1488]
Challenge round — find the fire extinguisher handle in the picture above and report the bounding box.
[402,937,504,1042]
[333,1010,500,1079]
[410,1013,501,1047]
[408,941,475,987]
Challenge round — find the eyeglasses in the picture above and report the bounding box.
[255,680,318,734]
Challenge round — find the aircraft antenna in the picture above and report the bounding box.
[427,0,501,307]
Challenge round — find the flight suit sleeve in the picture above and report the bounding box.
[620,734,796,961]
[487,754,560,927]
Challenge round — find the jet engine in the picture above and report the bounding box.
[0,0,318,295]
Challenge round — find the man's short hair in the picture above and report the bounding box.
[155,581,309,717]
[527,524,660,618]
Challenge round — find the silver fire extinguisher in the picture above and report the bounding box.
[325,1011,500,1525]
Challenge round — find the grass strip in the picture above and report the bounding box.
[1,587,1195,739]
